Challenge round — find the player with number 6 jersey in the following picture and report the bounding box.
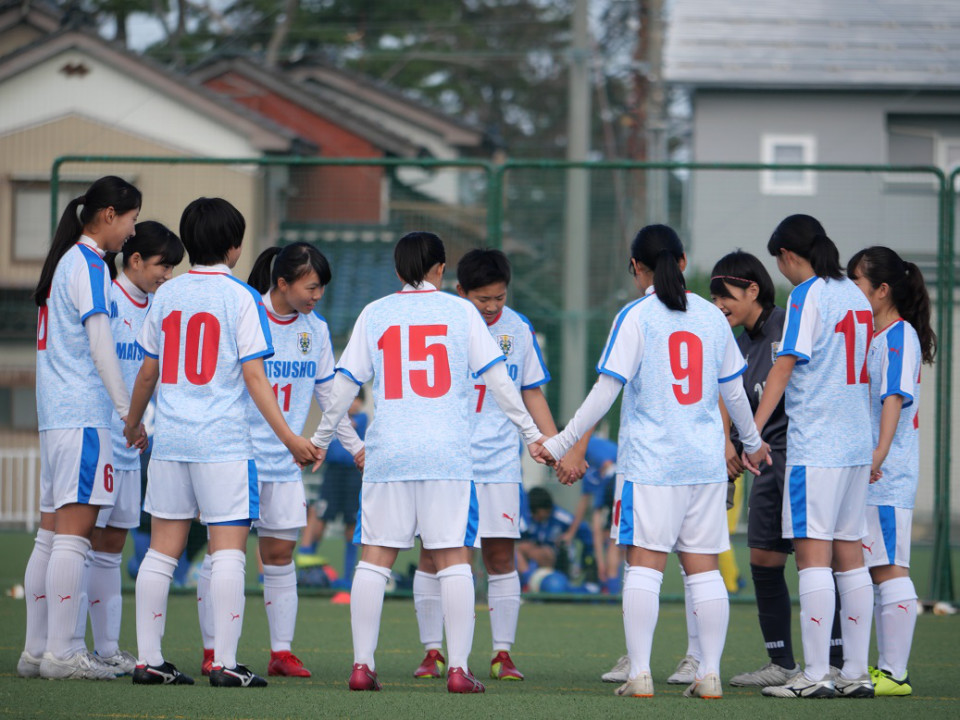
[542,225,769,701]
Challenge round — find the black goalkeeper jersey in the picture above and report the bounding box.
[731,305,788,452]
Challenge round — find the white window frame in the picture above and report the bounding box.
[884,125,960,186]
[760,134,817,196]
[11,177,97,262]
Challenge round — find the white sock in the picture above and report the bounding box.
[46,534,91,660]
[681,568,702,661]
[135,549,177,667]
[263,562,298,653]
[413,570,444,651]
[797,566,835,681]
[437,564,475,672]
[877,576,917,679]
[196,553,214,650]
[488,571,521,652]
[23,528,54,657]
[88,551,123,657]
[835,566,873,679]
[211,549,246,670]
[623,566,663,679]
[351,561,390,670]
[686,570,728,679]
[873,584,886,672]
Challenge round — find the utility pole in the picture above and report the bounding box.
[561,0,591,422]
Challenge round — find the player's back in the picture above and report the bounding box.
[140,268,272,463]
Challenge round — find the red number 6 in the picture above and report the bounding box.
[103,464,114,493]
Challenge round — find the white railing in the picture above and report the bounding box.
[0,447,40,530]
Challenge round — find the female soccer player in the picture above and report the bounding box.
[21,176,144,681]
[85,221,183,676]
[123,198,318,688]
[755,214,875,699]
[309,232,549,694]
[540,224,770,700]
[848,246,936,697]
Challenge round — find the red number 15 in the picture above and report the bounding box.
[378,325,452,399]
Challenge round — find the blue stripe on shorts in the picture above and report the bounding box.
[247,459,260,520]
[353,486,363,545]
[464,481,480,547]
[878,505,898,564]
[789,465,808,538]
[77,428,99,504]
[617,480,635,546]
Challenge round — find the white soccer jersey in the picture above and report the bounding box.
[597,289,746,486]
[109,275,151,471]
[472,306,550,484]
[36,237,114,430]
[336,282,505,483]
[247,296,336,482]
[867,319,922,509]
[777,276,873,467]
[136,264,272,463]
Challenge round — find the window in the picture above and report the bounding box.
[761,135,817,196]
[886,117,960,185]
[0,387,38,430]
[12,180,89,261]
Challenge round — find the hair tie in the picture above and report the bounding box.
[711,274,753,284]
[78,195,87,204]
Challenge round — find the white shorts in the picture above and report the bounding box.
[782,465,869,541]
[254,480,308,533]
[355,480,479,550]
[617,481,729,554]
[96,468,141,529]
[145,459,259,525]
[473,482,522,544]
[610,474,625,541]
[40,428,115,513]
[863,505,912,568]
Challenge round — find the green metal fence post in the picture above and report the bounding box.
[49,158,64,236]
[487,162,504,250]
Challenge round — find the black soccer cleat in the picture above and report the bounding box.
[209,663,268,688]
[132,661,195,685]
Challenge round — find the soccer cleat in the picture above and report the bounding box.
[729,661,801,687]
[201,648,214,677]
[447,666,485,693]
[349,663,381,691]
[615,670,654,697]
[17,651,42,678]
[268,650,312,678]
[667,654,700,685]
[413,649,446,679]
[39,650,118,680]
[97,649,137,676]
[872,669,912,697]
[684,672,723,699]
[601,654,630,683]
[209,664,267,688]
[132,661,195,685]
[834,672,875,698]
[490,650,524,680]
[762,672,837,698]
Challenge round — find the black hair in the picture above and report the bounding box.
[847,246,937,365]
[767,214,843,280]
[394,231,445,287]
[179,197,245,267]
[34,175,141,305]
[457,248,511,291]
[630,224,687,311]
[247,242,332,294]
[709,250,776,310]
[527,486,554,514]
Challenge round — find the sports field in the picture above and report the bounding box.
[1,531,958,719]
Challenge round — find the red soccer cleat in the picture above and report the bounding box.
[201,648,214,677]
[348,663,381,691]
[490,650,524,680]
[447,666,485,694]
[413,649,446,679]
[268,650,312,678]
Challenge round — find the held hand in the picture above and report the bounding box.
[870,449,884,483]
[742,441,772,476]
[529,436,555,466]
[287,435,321,469]
[725,440,745,480]
[353,447,365,472]
[311,445,328,473]
[554,460,581,486]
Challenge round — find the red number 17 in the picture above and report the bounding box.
[834,310,872,385]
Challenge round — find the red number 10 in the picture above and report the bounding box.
[668,331,703,405]
[834,310,872,385]
[160,310,221,385]
[377,324,451,399]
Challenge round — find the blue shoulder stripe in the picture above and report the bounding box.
[882,321,913,408]
[225,274,274,359]
[780,276,817,360]
[77,243,109,322]
[597,295,651,374]
[515,309,551,384]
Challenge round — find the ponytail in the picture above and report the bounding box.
[33,176,141,306]
[248,246,282,294]
[847,247,937,364]
[247,242,332,296]
[394,231,445,288]
[630,224,687,311]
[767,214,842,280]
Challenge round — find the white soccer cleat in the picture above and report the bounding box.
[729,661,800,687]
[834,672,875,698]
[17,651,42,678]
[667,654,700,685]
[615,670,654,697]
[97,649,137,676]
[601,654,630,683]
[761,672,836,698]
[683,672,723,699]
[39,650,119,680]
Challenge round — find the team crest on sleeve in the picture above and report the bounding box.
[770,341,781,364]
[297,332,312,355]
[497,334,515,356]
